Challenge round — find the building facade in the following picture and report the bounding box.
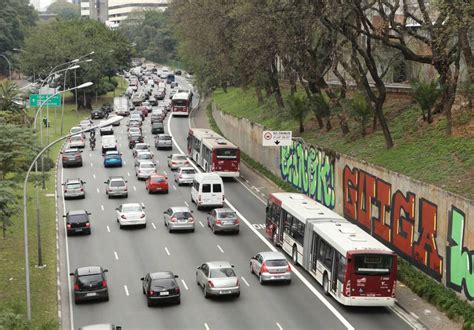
[81,0,109,23]
[107,0,168,28]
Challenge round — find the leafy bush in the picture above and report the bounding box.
[411,79,442,123]
[346,92,372,136]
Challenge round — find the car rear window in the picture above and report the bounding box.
[151,177,165,183]
[122,205,142,213]
[173,211,192,219]
[151,279,176,289]
[78,274,102,286]
[70,136,82,141]
[66,183,81,189]
[68,214,88,223]
[160,136,171,140]
[174,155,186,160]
[213,184,222,193]
[218,211,236,218]
[202,184,211,193]
[210,268,236,278]
[140,163,154,169]
[64,151,78,156]
[110,181,125,187]
[182,169,195,175]
[266,259,288,267]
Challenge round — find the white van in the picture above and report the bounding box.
[101,135,117,154]
[191,173,224,210]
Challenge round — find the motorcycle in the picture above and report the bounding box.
[90,137,96,151]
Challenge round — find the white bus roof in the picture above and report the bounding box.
[270,193,343,224]
[190,128,224,141]
[172,92,191,100]
[311,221,393,255]
[190,128,238,150]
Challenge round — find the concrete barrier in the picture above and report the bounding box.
[212,102,474,301]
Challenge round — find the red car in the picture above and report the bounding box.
[145,173,169,194]
[137,106,149,117]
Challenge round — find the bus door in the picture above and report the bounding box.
[331,253,339,293]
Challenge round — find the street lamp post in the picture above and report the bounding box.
[23,110,119,321]
[0,54,12,80]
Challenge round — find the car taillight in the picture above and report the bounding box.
[207,281,214,288]
[188,217,194,223]
[80,188,84,192]
[62,157,67,161]
[171,161,176,165]
[75,156,81,160]
[148,290,155,296]
[175,287,180,294]
[102,280,107,288]
[140,214,145,218]
[121,215,126,219]
[74,283,80,290]
[287,263,291,272]
[216,220,222,225]
[235,218,240,224]
[85,222,90,228]
[64,190,67,193]
[345,280,351,296]
[260,262,269,273]
[67,224,71,229]
[236,278,240,287]
[124,188,128,191]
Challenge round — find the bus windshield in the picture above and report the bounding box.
[353,254,393,275]
[215,148,237,159]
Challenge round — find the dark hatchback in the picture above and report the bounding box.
[151,122,164,135]
[91,109,106,119]
[141,272,180,306]
[70,266,109,304]
[62,148,83,168]
[64,210,91,236]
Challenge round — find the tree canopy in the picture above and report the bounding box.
[46,0,80,19]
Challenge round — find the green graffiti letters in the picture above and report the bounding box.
[447,207,474,300]
[279,141,335,209]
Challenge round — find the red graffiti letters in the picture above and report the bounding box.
[343,166,443,280]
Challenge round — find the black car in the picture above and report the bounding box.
[128,135,144,149]
[61,148,83,168]
[141,272,180,306]
[91,109,106,119]
[149,97,158,106]
[175,70,182,75]
[151,122,164,135]
[64,210,91,236]
[70,266,109,304]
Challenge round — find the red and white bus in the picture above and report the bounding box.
[187,128,240,177]
[266,193,397,306]
[171,92,191,116]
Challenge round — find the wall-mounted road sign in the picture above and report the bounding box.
[262,130,292,146]
[29,94,61,107]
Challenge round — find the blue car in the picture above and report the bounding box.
[104,150,123,168]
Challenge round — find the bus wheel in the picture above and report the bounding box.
[292,246,298,265]
[323,274,330,296]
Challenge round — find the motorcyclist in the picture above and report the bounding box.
[90,135,96,150]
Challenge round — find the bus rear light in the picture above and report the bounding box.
[345,280,351,296]
[391,284,396,298]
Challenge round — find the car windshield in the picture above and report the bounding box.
[210,268,236,278]
[68,214,88,223]
[140,163,154,169]
[173,211,192,219]
[66,183,81,189]
[182,169,195,175]
[110,181,125,187]
[122,205,142,213]
[266,259,288,267]
[218,211,236,218]
[78,274,102,286]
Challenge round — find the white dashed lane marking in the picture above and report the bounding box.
[124,285,129,296]
[164,247,170,256]
[151,223,156,230]
[199,221,204,228]
[101,205,104,211]
[241,276,250,287]
[114,251,119,260]
[106,225,110,233]
[217,245,224,253]
[181,279,188,290]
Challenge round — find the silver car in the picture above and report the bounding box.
[163,206,195,232]
[196,261,240,298]
[68,135,86,148]
[135,160,156,180]
[155,134,172,150]
[250,251,292,284]
[104,176,128,198]
[134,151,154,167]
[174,167,196,186]
[63,178,86,199]
[207,208,240,234]
[133,143,150,157]
[167,154,189,170]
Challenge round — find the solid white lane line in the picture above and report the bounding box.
[217,245,224,253]
[107,225,110,233]
[127,172,131,177]
[114,251,119,260]
[276,322,283,330]
[133,185,137,191]
[204,323,210,330]
[173,185,177,190]
[124,285,129,296]
[181,279,188,290]
[164,247,170,256]
[101,205,104,211]
[96,188,100,193]
[167,114,354,330]
[152,222,156,230]
[199,221,204,228]
[241,276,250,287]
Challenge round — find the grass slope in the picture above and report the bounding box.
[0,77,126,328]
[213,87,474,199]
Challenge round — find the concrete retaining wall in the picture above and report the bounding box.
[212,102,474,301]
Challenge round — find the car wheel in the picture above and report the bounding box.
[147,298,153,307]
[148,189,151,194]
[207,219,210,227]
[103,293,109,302]
[250,263,254,274]
[212,225,217,235]
[165,190,168,194]
[323,274,330,296]
[124,194,128,198]
[286,279,292,285]
[203,285,209,299]
[74,297,80,304]
[142,223,147,228]
[142,286,146,294]
[175,297,181,305]
[119,224,123,229]
[235,230,240,235]
[234,291,240,298]
[259,274,265,285]
[292,246,298,265]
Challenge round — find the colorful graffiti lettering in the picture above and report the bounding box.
[343,165,443,281]
[447,207,474,300]
[280,141,335,209]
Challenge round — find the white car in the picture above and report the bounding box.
[134,151,154,167]
[115,203,146,228]
[135,160,155,180]
[167,154,189,170]
[68,134,85,148]
[79,119,92,130]
[133,143,150,157]
[174,167,196,186]
[70,126,84,137]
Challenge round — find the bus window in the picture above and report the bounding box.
[311,233,320,271]
[354,254,393,275]
[216,148,237,159]
[337,253,347,282]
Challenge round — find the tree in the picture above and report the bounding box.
[411,80,442,123]
[0,81,30,126]
[20,19,131,109]
[286,94,309,133]
[347,92,372,137]
[309,91,332,131]
[0,182,18,238]
[46,0,80,19]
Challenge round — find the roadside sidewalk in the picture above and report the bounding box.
[191,98,462,330]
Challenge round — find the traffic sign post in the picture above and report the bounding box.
[29,94,61,107]
[262,130,292,146]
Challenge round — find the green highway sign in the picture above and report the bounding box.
[29,94,61,107]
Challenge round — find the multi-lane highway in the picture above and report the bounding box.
[57,74,415,329]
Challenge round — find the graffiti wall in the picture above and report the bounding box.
[212,104,474,301]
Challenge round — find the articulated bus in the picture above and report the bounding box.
[171,92,191,116]
[266,193,397,306]
[187,128,240,177]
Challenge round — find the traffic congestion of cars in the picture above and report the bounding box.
[62,65,294,328]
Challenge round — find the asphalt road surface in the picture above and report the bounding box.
[58,75,413,330]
